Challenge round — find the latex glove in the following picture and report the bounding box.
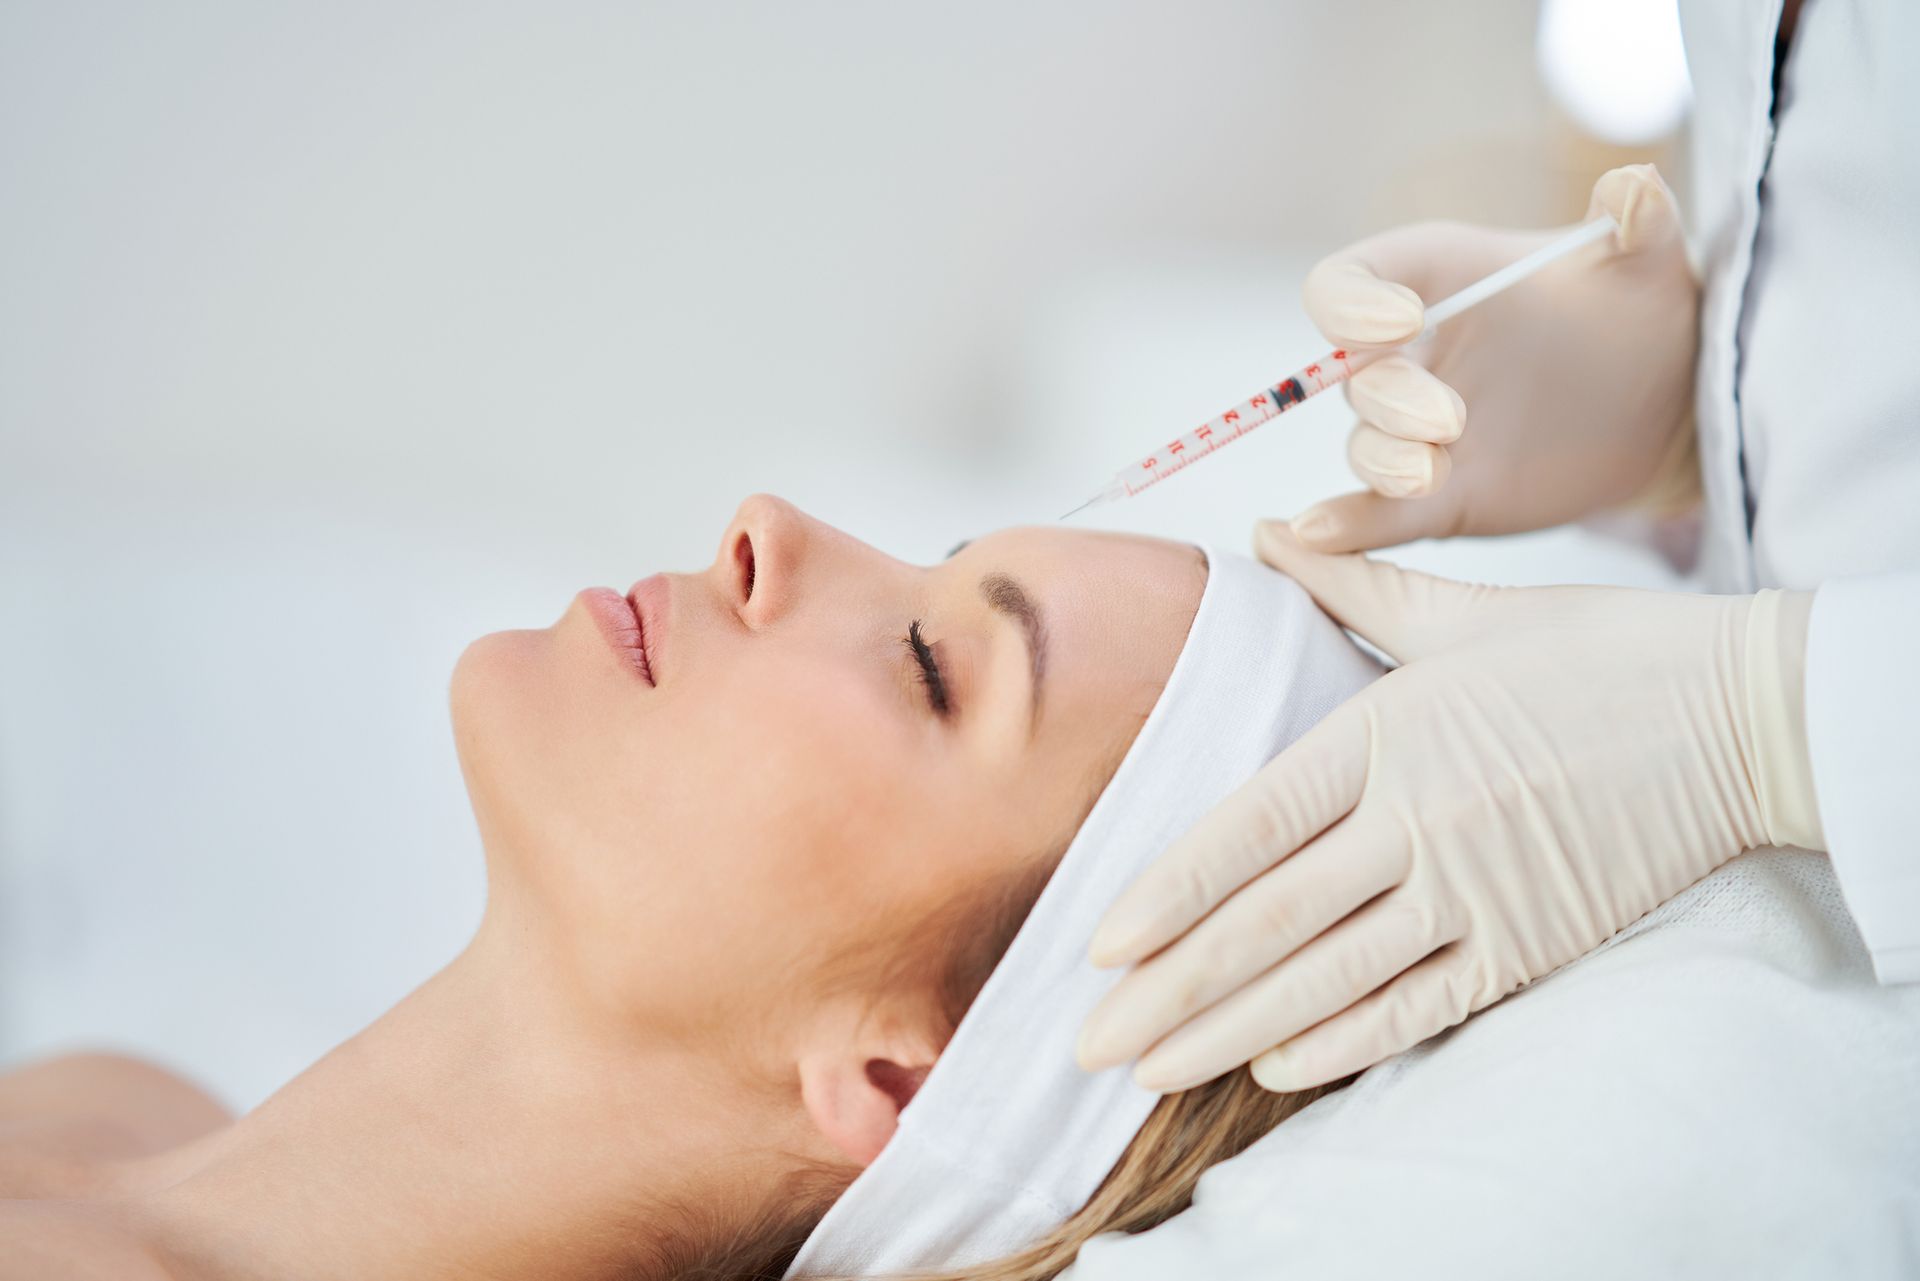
[1076,523,1824,1094]
[1292,164,1701,554]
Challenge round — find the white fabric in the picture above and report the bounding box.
[1679,0,1920,979]
[1679,0,1782,596]
[1065,850,1920,1281]
[1707,0,1920,593]
[786,549,1380,1278]
[1807,575,1920,983]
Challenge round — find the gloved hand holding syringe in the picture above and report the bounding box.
[1061,213,1617,519]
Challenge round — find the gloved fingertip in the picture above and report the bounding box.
[1331,281,1423,343]
[1087,911,1151,969]
[1260,516,1351,566]
[1592,164,1678,254]
[1254,517,1305,556]
[1309,264,1424,344]
[1130,1057,1198,1096]
[1074,1019,1120,1073]
[1290,509,1342,548]
[1441,382,1468,442]
[1250,1046,1311,1093]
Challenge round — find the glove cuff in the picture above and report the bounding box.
[1744,588,1824,850]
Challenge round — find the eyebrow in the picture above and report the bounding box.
[979,572,1047,734]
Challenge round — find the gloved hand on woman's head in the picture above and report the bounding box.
[1078,522,1822,1093]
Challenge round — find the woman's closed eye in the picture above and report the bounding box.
[906,619,951,718]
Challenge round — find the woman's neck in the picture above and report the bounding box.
[122,920,806,1281]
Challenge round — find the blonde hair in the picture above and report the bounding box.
[684,1064,1343,1281]
[911,1070,1343,1281]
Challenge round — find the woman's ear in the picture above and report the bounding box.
[797,1018,939,1166]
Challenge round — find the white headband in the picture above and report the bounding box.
[788,546,1381,1277]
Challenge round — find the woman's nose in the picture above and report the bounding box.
[716,493,810,627]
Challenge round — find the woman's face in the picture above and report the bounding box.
[451,495,1204,1056]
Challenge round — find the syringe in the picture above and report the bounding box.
[1060,213,1618,519]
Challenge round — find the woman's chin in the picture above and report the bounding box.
[448,628,557,800]
[452,625,542,721]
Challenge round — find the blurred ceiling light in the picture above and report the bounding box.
[1536,0,1693,144]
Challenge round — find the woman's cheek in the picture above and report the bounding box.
[701,660,923,868]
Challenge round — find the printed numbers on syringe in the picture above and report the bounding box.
[1123,350,1357,495]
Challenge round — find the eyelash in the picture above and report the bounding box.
[906,619,951,718]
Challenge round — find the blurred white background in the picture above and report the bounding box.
[1,0,1688,1108]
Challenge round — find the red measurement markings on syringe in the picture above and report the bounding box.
[1122,375,1321,495]
[1115,351,1353,496]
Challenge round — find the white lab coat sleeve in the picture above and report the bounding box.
[1803,573,1920,983]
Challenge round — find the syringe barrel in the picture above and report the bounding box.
[1117,349,1358,497]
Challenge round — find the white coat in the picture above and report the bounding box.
[1683,0,1920,982]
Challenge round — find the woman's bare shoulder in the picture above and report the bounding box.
[0,1051,234,1197]
[0,1054,226,1277]
[0,1050,234,1134]
[0,1200,179,1281]
[1,1048,226,1103]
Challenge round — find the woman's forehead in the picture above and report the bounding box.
[943,526,1197,574]
[945,528,1205,693]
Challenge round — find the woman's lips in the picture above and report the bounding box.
[579,586,654,685]
[626,574,670,683]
